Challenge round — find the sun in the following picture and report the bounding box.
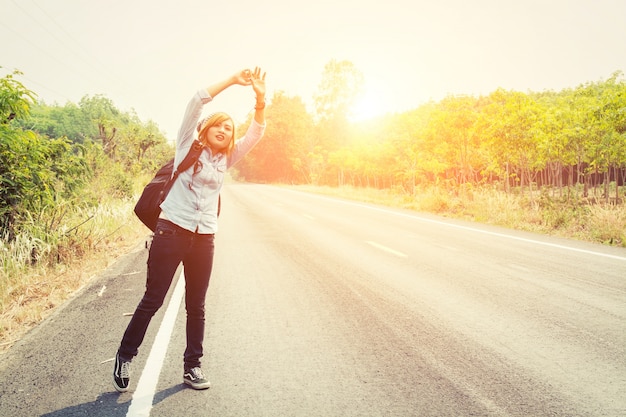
[349,84,387,122]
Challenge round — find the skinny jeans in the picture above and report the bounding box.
[118,219,214,370]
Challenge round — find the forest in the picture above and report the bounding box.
[236,62,626,205]
[1,61,625,262]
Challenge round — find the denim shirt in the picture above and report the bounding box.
[159,89,266,234]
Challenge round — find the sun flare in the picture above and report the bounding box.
[350,90,385,122]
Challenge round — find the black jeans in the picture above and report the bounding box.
[118,219,215,370]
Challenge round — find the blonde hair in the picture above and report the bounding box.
[197,112,236,156]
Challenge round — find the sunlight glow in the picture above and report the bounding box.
[349,84,387,122]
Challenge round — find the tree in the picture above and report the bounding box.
[0,69,36,124]
[386,106,441,193]
[585,72,626,202]
[78,95,125,157]
[478,89,542,195]
[313,60,365,153]
[1,72,89,238]
[426,95,485,186]
[1,70,37,236]
[235,92,314,183]
[314,60,365,120]
[20,101,95,144]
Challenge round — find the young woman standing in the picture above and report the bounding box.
[114,67,267,392]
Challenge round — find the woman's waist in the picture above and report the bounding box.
[156,217,214,236]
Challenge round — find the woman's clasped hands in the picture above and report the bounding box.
[234,67,266,96]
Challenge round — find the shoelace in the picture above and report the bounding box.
[189,367,204,380]
[120,361,131,378]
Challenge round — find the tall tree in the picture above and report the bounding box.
[235,92,314,183]
[313,60,365,152]
[78,95,125,157]
[1,72,89,238]
[479,89,541,194]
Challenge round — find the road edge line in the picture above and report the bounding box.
[126,269,186,417]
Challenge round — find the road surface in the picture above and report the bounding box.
[1,184,624,416]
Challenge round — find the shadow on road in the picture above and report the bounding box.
[153,384,186,405]
[39,391,130,417]
[39,385,186,417]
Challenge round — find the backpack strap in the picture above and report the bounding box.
[172,140,205,180]
[164,140,221,218]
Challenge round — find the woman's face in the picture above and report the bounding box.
[206,120,234,151]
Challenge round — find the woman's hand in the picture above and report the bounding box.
[206,68,263,103]
[250,67,266,99]
[232,69,253,86]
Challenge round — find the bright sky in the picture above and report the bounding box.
[2,0,625,138]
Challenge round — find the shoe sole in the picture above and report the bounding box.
[183,379,211,390]
[113,354,130,393]
[113,379,129,393]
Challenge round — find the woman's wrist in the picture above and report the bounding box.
[255,96,266,110]
[230,74,243,86]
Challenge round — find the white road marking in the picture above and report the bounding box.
[97,285,106,297]
[366,241,408,258]
[126,269,186,417]
[281,188,626,262]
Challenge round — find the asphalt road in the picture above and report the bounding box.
[1,184,625,417]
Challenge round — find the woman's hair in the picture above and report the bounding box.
[197,112,236,156]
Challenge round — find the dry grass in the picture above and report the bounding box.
[287,184,626,247]
[0,201,147,353]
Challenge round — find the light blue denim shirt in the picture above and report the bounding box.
[160,89,266,234]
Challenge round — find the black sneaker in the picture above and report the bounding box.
[113,353,131,392]
[183,367,210,390]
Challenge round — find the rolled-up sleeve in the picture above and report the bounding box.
[175,89,213,167]
[227,120,266,168]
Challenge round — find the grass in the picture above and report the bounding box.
[1,182,624,353]
[0,199,148,352]
[287,184,626,247]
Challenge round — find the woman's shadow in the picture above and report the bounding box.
[40,384,185,417]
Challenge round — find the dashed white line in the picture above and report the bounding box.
[366,241,407,258]
[279,188,626,262]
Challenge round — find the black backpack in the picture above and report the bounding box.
[134,140,220,231]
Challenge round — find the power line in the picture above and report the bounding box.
[3,0,134,105]
[0,23,84,102]
[12,71,74,103]
[29,0,130,89]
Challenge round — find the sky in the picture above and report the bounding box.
[2,0,626,139]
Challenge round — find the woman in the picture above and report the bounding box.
[114,67,267,392]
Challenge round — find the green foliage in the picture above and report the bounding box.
[314,59,365,122]
[0,69,36,123]
[236,92,315,183]
[0,127,90,233]
[0,70,171,251]
[313,60,365,151]
[311,67,626,203]
[0,72,90,238]
[95,162,134,200]
[2,62,626,263]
